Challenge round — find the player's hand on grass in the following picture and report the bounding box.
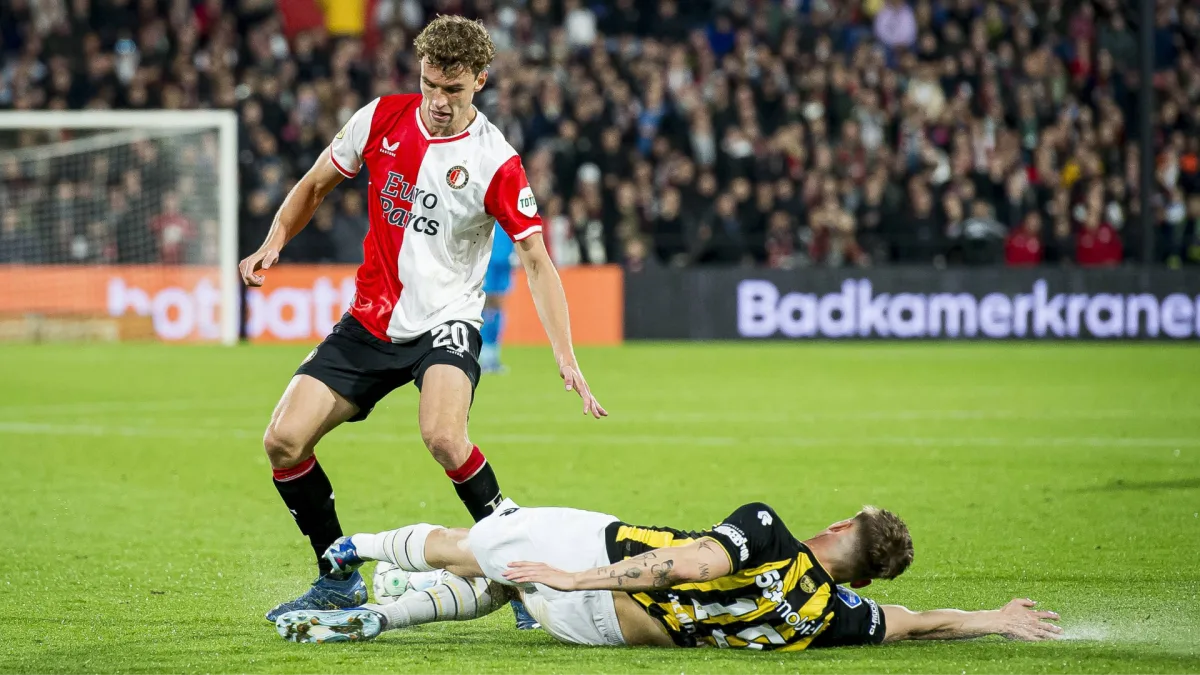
[503,562,577,591]
[239,246,281,287]
[559,359,607,419]
[995,598,1063,641]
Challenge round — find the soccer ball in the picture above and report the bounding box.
[372,562,411,605]
[371,563,448,605]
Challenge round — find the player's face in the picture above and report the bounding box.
[420,59,487,136]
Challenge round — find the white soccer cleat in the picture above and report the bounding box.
[275,608,385,644]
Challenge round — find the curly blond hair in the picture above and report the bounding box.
[850,505,914,581]
[413,15,497,77]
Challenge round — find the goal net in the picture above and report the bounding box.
[0,111,238,344]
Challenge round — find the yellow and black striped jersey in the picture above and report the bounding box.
[603,502,886,651]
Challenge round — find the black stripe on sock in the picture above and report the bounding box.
[402,530,414,568]
[446,583,459,616]
[423,590,439,619]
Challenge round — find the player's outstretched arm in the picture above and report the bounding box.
[503,538,732,592]
[514,234,607,418]
[882,598,1063,642]
[239,150,345,287]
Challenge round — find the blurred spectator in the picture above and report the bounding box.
[544,195,582,267]
[622,235,655,273]
[0,211,40,263]
[954,200,1008,265]
[874,0,918,51]
[809,184,866,266]
[764,211,798,269]
[286,202,338,263]
[330,190,369,263]
[652,187,687,266]
[697,192,748,265]
[562,0,595,50]
[150,192,194,265]
[1170,196,1199,265]
[1076,212,1124,267]
[895,186,943,264]
[1005,212,1045,267]
[239,189,275,260]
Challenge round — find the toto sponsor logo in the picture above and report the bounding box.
[107,276,357,341]
[738,279,1200,339]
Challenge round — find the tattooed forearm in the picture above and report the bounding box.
[575,542,725,591]
[599,565,643,587]
[615,567,642,586]
[650,560,676,588]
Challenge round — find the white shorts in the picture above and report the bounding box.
[468,499,625,647]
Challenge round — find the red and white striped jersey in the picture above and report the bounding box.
[329,93,542,342]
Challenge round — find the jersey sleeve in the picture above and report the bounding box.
[809,587,887,648]
[328,98,379,179]
[483,154,543,242]
[703,502,799,574]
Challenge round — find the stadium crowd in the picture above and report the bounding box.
[3,0,1200,268]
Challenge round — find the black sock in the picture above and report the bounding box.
[446,445,504,522]
[448,448,524,615]
[273,456,343,577]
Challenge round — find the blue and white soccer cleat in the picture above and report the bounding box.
[264,571,368,622]
[275,608,386,644]
[322,536,364,576]
[510,600,540,630]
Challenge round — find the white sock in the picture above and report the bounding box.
[364,573,508,630]
[350,524,439,572]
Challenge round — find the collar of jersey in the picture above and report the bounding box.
[416,105,482,144]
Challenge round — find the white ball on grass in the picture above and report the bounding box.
[372,563,449,604]
[371,562,411,605]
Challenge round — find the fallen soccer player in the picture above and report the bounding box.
[274,500,1063,650]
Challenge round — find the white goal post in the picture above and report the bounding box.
[0,110,240,344]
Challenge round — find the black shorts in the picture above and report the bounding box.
[295,312,482,422]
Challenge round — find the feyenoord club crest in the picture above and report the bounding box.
[446,165,469,189]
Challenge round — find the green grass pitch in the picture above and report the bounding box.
[2,342,1199,674]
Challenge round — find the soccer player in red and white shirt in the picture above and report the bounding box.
[238,16,605,624]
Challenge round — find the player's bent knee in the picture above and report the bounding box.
[426,528,485,577]
[262,423,312,468]
[421,429,471,469]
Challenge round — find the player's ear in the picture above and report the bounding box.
[828,518,855,533]
[474,69,488,92]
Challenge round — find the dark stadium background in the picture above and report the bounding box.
[3,0,1199,270]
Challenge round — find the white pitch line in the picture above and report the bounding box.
[482,408,1200,424]
[2,401,1197,425]
[0,421,1196,450]
[0,399,265,416]
[0,421,262,440]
